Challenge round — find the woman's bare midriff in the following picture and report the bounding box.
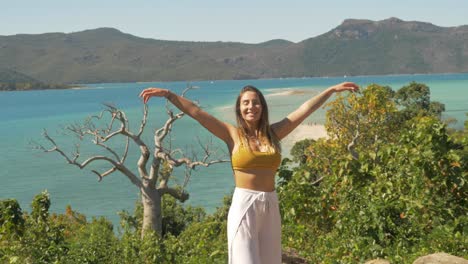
[233,168,276,192]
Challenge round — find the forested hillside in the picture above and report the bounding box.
[1,18,467,84]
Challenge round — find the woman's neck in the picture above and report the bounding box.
[244,121,259,135]
[245,127,259,138]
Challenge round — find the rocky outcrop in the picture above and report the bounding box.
[363,253,467,264]
[412,253,468,264]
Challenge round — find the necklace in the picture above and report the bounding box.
[254,138,261,147]
[248,135,260,146]
[248,134,267,152]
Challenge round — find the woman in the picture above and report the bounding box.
[139,82,358,264]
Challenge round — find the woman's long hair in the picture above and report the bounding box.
[235,85,281,153]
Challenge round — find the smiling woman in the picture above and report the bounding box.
[139,81,358,263]
[235,85,280,154]
[239,91,262,123]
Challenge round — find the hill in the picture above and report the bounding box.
[298,17,468,76]
[0,68,40,83]
[0,18,467,83]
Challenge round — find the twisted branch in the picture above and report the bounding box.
[347,128,360,160]
[159,187,189,202]
[39,129,142,187]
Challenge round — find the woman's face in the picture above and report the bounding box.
[239,91,262,124]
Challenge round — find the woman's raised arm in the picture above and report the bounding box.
[271,82,359,140]
[139,87,235,144]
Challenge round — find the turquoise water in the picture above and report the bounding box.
[1,74,467,226]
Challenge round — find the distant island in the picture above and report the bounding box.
[0,82,79,91]
[1,17,467,84]
[0,68,79,91]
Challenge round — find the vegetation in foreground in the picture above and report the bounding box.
[1,82,467,263]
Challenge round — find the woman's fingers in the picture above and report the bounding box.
[333,82,358,92]
[139,89,150,98]
[139,88,166,103]
[140,89,152,103]
[340,82,359,92]
[348,83,359,92]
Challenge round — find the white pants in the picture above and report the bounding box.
[227,187,282,264]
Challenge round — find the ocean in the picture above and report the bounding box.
[1,74,467,227]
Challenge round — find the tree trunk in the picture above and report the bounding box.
[140,184,162,237]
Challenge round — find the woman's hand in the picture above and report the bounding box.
[330,82,359,93]
[139,88,170,104]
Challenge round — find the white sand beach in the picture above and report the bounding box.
[265,89,317,98]
[281,124,328,156]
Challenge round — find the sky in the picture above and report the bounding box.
[2,0,467,43]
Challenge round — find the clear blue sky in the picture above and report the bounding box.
[2,0,467,43]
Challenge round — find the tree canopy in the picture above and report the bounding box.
[278,83,466,263]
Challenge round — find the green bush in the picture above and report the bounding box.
[278,84,467,263]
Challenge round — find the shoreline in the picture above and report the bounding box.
[265,89,317,97]
[282,124,328,156]
[51,72,468,86]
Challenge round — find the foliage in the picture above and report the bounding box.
[290,138,317,165]
[117,194,230,263]
[64,217,119,264]
[0,191,69,263]
[325,83,399,150]
[0,199,25,263]
[395,82,446,119]
[277,157,294,187]
[0,199,25,240]
[278,83,467,263]
[0,191,229,263]
[166,195,230,263]
[161,195,206,237]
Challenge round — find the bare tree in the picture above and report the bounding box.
[36,86,228,236]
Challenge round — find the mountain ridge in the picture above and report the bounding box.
[1,18,467,84]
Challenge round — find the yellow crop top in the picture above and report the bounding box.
[231,144,282,170]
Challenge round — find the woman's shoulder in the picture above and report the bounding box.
[224,123,238,131]
[229,125,241,138]
[222,123,240,141]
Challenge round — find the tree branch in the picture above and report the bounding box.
[311,176,324,186]
[157,148,229,170]
[347,124,360,160]
[39,129,143,188]
[86,104,150,180]
[92,167,116,182]
[158,187,189,202]
[137,104,149,137]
